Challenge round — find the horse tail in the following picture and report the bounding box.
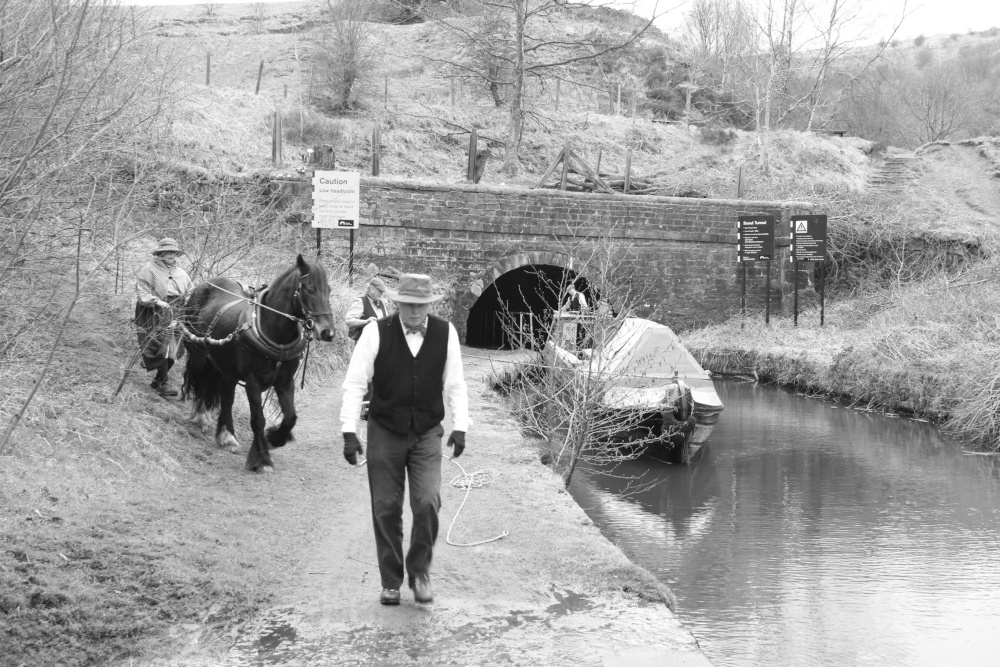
[182,348,226,411]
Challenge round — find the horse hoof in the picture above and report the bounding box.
[217,432,240,453]
[260,466,274,474]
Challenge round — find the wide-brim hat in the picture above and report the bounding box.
[152,237,183,255]
[387,273,443,304]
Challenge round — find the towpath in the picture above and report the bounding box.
[157,349,711,667]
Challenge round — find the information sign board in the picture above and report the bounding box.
[737,215,775,262]
[790,215,827,261]
[311,171,360,229]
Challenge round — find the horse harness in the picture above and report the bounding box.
[181,273,331,374]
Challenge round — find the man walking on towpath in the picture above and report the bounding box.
[340,273,470,606]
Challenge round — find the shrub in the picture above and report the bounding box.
[913,35,926,47]
[699,125,738,145]
[281,106,345,146]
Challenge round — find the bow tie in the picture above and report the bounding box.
[405,323,426,336]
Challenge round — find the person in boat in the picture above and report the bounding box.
[345,276,391,343]
[559,282,589,314]
[134,238,192,397]
[340,273,470,607]
[559,281,590,347]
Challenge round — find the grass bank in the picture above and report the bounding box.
[682,263,1000,450]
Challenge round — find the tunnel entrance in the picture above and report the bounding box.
[465,264,592,350]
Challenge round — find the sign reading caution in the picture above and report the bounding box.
[311,171,360,229]
[790,215,827,262]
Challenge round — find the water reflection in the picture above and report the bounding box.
[569,380,1000,667]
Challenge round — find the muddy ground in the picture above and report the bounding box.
[124,349,710,666]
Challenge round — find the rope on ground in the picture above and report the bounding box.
[445,456,509,547]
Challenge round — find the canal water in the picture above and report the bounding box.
[568,379,1000,667]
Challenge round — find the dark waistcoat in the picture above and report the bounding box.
[370,314,449,434]
[348,297,387,341]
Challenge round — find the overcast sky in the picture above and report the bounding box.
[617,0,1000,43]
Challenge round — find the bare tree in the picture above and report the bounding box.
[314,0,383,111]
[902,61,983,143]
[250,2,267,34]
[422,0,661,174]
[0,0,177,453]
[490,230,694,487]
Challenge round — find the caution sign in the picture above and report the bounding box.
[737,215,775,262]
[790,215,827,262]
[311,171,360,229]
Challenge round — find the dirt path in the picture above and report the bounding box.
[152,349,711,666]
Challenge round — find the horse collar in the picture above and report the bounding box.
[244,288,308,363]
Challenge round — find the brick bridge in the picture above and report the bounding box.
[294,177,815,345]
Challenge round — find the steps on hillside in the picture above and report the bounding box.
[869,153,918,190]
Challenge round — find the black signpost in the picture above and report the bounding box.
[737,215,775,327]
[790,214,828,326]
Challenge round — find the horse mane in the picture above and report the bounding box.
[268,256,325,293]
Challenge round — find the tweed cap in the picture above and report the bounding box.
[369,276,387,292]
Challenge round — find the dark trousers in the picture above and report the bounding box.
[366,418,443,590]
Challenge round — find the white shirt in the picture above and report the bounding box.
[340,316,470,434]
[345,295,389,322]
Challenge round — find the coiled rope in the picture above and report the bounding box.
[444,456,509,547]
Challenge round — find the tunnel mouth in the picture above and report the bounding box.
[465,264,593,350]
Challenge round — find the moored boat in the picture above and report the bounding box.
[544,315,724,464]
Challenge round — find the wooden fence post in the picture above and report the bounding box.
[736,164,745,198]
[384,74,388,108]
[272,111,282,167]
[560,140,571,190]
[624,150,632,194]
[555,78,560,110]
[307,64,315,103]
[467,130,478,182]
[205,50,211,86]
[450,77,455,106]
[255,60,264,95]
[372,125,380,176]
[595,145,603,178]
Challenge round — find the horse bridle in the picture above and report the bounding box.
[292,272,333,334]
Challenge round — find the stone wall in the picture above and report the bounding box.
[300,177,813,339]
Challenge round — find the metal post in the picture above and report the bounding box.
[793,259,799,326]
[740,261,746,330]
[820,263,825,326]
[348,230,354,286]
[765,259,772,325]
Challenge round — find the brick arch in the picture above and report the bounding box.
[453,251,583,343]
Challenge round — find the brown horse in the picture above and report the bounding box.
[182,255,335,472]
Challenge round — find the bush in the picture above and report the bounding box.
[281,106,345,147]
[913,35,926,47]
[699,125,738,145]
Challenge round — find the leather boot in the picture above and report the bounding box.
[151,363,178,397]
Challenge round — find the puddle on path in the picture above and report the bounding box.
[223,590,693,666]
